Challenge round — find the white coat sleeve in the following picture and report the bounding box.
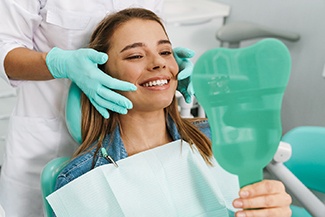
[0,0,43,86]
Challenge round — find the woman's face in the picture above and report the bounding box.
[105,18,179,113]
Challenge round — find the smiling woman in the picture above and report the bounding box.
[50,8,292,217]
[72,8,211,161]
[104,18,179,113]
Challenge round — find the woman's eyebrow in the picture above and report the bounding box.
[120,40,172,53]
[120,42,145,53]
[158,39,172,46]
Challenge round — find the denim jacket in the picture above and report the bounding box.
[55,116,211,190]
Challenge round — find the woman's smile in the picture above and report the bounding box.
[139,76,171,91]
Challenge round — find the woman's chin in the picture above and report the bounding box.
[132,99,173,113]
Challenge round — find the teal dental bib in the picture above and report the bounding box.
[192,39,291,187]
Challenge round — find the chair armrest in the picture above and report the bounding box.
[41,157,70,217]
[273,141,292,163]
[266,161,325,217]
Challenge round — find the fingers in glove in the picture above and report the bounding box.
[183,92,192,104]
[177,59,194,80]
[100,75,137,92]
[90,99,110,119]
[177,77,192,103]
[92,96,129,116]
[187,81,194,96]
[178,87,192,104]
[173,47,195,80]
[83,48,108,64]
[97,88,133,110]
[173,47,195,59]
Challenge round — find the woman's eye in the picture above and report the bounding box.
[126,55,143,60]
[160,51,172,56]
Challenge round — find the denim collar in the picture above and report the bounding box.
[102,115,182,162]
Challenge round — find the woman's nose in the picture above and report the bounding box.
[150,54,166,71]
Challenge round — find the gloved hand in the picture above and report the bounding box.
[173,47,195,103]
[46,47,136,118]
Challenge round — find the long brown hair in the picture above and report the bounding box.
[74,8,213,164]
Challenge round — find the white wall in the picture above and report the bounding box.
[213,0,325,133]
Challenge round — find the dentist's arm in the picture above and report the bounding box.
[5,47,53,80]
[4,47,136,118]
[233,180,292,217]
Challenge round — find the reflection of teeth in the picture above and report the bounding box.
[143,79,168,87]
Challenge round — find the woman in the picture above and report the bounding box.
[54,8,292,217]
[0,0,194,215]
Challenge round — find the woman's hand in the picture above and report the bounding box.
[233,180,292,217]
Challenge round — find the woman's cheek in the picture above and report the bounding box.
[121,65,143,83]
[112,63,138,83]
[170,60,179,77]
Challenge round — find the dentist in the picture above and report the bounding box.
[0,0,194,216]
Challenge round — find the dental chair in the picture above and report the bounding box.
[267,126,325,217]
[41,83,82,217]
[41,157,70,217]
[216,21,300,48]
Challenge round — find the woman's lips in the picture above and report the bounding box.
[141,79,169,87]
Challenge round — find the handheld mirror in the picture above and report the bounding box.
[192,39,291,187]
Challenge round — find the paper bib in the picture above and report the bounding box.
[47,140,239,217]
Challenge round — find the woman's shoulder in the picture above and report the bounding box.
[187,118,211,139]
[55,149,106,190]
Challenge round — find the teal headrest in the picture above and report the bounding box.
[65,82,82,144]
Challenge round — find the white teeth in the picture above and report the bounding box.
[143,79,168,87]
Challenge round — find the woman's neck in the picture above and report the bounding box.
[118,110,172,156]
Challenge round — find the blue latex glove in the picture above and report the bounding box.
[173,47,195,103]
[46,47,136,118]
